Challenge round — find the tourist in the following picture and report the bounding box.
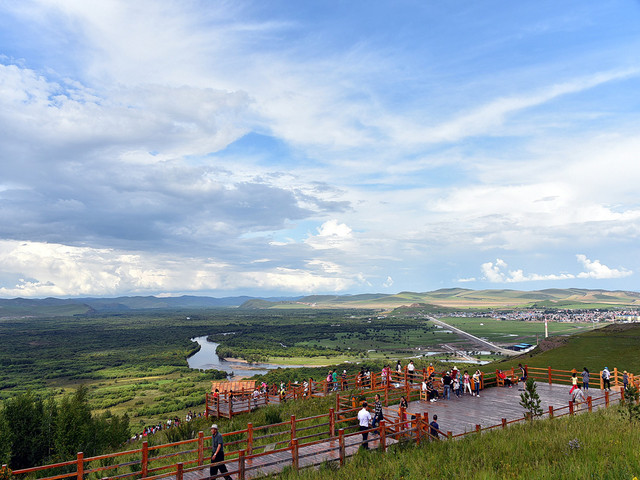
[570,372,578,394]
[210,424,232,480]
[453,376,461,397]
[365,367,371,388]
[357,401,372,449]
[442,371,452,399]
[623,371,629,390]
[472,370,481,397]
[518,363,528,383]
[332,369,339,391]
[429,414,439,440]
[463,370,472,396]
[408,360,416,383]
[341,369,348,390]
[582,367,590,390]
[326,371,333,392]
[427,363,435,378]
[396,360,403,376]
[427,380,438,402]
[602,367,611,391]
[372,393,384,428]
[571,385,586,411]
[497,370,512,388]
[451,365,459,380]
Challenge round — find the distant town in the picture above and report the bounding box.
[440,309,640,323]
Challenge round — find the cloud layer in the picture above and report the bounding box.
[0,1,639,297]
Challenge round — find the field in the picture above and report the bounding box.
[440,317,600,345]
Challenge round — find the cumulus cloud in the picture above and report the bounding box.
[576,254,632,279]
[480,255,632,283]
[383,276,394,288]
[304,220,354,250]
[0,240,356,297]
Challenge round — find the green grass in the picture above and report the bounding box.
[498,323,640,374]
[272,407,640,480]
[440,317,600,345]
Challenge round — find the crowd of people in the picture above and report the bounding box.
[130,410,206,442]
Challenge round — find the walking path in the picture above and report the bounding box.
[427,316,520,356]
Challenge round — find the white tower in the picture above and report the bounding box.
[545,318,549,338]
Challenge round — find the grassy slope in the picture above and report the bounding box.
[498,323,640,374]
[271,323,640,479]
[273,408,640,480]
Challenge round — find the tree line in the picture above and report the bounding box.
[0,386,130,469]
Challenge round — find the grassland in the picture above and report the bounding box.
[273,407,640,480]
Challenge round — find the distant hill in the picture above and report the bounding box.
[1,288,638,317]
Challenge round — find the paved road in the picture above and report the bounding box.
[427,316,520,356]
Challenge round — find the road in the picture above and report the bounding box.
[427,316,521,356]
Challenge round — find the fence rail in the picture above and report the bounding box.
[5,365,636,480]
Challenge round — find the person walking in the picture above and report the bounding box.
[210,424,232,480]
[358,401,372,449]
[623,371,629,390]
[602,367,611,391]
[581,367,590,391]
[571,385,586,411]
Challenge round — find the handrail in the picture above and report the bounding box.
[6,365,631,480]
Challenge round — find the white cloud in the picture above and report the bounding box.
[383,276,394,288]
[304,220,354,250]
[576,254,632,279]
[480,255,632,283]
[0,240,356,297]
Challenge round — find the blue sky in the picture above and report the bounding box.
[0,0,639,298]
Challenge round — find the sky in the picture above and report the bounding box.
[0,1,639,298]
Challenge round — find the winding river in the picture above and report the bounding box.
[187,336,296,378]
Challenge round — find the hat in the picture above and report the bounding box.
[211,424,218,430]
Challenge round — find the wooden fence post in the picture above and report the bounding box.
[569,401,574,415]
[238,450,245,480]
[175,463,183,480]
[480,372,484,390]
[329,408,335,437]
[247,423,253,455]
[587,396,592,412]
[614,368,619,387]
[605,390,610,407]
[338,429,345,466]
[290,415,296,443]
[548,366,552,385]
[501,418,507,428]
[475,424,481,435]
[76,452,84,480]
[548,406,554,419]
[141,441,148,478]
[600,371,604,390]
[198,431,204,466]
[379,420,386,453]
[291,439,299,471]
[414,413,422,445]
[447,431,452,439]
[385,381,389,407]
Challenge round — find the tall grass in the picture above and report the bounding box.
[273,407,640,480]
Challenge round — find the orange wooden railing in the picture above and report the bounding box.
[5,366,636,480]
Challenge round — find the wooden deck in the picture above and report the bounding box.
[386,383,618,436]
[178,431,395,480]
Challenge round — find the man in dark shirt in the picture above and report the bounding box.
[210,424,232,480]
[371,393,384,428]
[442,372,452,400]
[429,414,439,440]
